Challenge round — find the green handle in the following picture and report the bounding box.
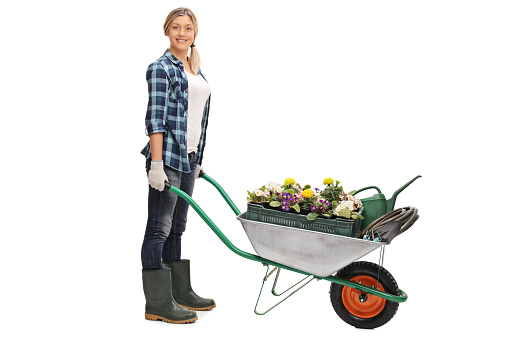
[353,186,382,196]
[202,173,241,216]
[386,175,422,212]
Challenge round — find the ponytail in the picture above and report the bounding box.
[189,45,201,74]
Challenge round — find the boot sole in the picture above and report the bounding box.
[180,304,216,311]
[145,313,198,324]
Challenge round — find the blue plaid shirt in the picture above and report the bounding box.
[141,50,211,173]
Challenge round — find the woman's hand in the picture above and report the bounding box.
[148,132,166,190]
[148,161,168,191]
[195,164,203,178]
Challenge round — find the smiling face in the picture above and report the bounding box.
[166,15,195,53]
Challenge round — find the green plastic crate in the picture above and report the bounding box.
[246,203,364,237]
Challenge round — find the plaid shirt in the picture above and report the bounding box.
[141,50,211,173]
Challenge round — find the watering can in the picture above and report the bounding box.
[354,175,421,228]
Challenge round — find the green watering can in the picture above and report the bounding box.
[354,175,422,228]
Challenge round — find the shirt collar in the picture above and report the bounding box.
[164,49,183,66]
[163,49,202,75]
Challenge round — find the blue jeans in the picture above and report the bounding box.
[141,152,197,270]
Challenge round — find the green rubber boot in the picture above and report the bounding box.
[163,260,216,311]
[142,268,198,324]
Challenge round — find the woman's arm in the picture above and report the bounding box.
[149,132,164,162]
[145,61,168,160]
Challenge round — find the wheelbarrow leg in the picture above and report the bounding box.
[271,268,311,297]
[254,264,315,315]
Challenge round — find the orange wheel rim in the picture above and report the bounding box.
[341,275,387,318]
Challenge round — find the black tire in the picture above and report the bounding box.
[330,261,399,329]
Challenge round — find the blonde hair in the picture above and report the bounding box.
[163,7,201,74]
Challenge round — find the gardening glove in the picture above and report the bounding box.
[148,161,168,191]
[195,164,204,179]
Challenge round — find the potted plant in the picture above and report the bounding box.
[306,178,363,221]
[247,177,363,221]
[268,178,302,213]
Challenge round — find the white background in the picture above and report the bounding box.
[1,0,507,337]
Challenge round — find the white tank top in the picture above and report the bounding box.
[185,70,211,154]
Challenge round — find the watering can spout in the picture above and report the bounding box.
[386,175,422,212]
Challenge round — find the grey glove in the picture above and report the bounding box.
[195,164,203,178]
[148,161,168,191]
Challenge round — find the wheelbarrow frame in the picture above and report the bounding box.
[163,173,408,307]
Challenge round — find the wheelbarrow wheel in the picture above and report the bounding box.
[330,261,399,329]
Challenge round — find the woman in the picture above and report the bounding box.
[140,7,215,324]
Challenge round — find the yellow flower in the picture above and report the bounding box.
[284,178,296,186]
[302,189,313,198]
[323,178,334,185]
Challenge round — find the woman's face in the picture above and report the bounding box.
[167,15,195,53]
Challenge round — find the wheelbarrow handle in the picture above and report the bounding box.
[165,173,241,216]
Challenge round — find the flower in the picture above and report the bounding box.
[339,200,355,211]
[266,181,282,193]
[345,194,362,206]
[254,189,269,198]
[284,178,296,186]
[302,189,313,198]
[323,178,334,185]
[279,192,296,212]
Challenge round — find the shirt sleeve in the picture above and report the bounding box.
[144,61,168,135]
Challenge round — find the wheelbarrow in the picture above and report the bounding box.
[163,174,421,329]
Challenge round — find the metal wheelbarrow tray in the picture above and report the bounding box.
[238,212,384,277]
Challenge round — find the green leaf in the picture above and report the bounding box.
[307,212,318,221]
[260,185,266,192]
[353,212,364,220]
[348,190,357,195]
[293,204,300,213]
[337,208,351,219]
[332,201,338,210]
[270,201,281,207]
[286,189,295,194]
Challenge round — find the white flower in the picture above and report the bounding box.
[340,200,355,211]
[266,181,282,192]
[266,181,283,194]
[253,189,263,197]
[346,194,362,206]
[333,205,346,216]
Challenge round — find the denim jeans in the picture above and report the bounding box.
[141,152,197,270]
